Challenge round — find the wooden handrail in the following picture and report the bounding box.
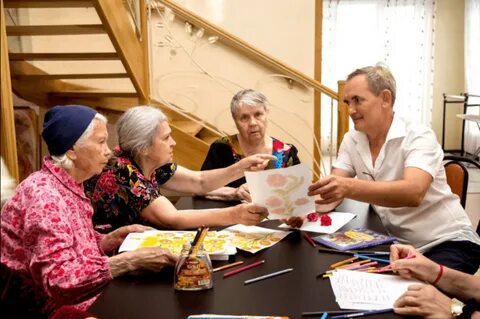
[155,0,337,100]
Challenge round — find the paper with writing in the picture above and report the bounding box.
[330,269,421,310]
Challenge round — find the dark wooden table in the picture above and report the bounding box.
[89,198,405,319]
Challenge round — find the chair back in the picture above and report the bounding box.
[444,160,469,208]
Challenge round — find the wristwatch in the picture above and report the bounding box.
[451,300,464,318]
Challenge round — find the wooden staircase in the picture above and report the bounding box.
[1,0,222,178]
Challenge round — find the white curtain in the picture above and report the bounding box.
[321,0,436,153]
[464,0,480,156]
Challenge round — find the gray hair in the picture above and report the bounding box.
[230,89,268,116]
[117,105,167,158]
[51,113,108,170]
[347,63,396,106]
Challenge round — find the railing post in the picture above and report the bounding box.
[140,0,150,104]
[1,0,19,183]
[337,80,348,153]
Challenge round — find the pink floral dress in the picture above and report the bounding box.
[0,157,112,318]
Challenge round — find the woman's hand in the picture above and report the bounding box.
[109,247,178,277]
[394,284,452,318]
[231,203,268,225]
[101,224,152,254]
[235,183,251,202]
[128,247,178,272]
[390,244,440,283]
[237,154,276,172]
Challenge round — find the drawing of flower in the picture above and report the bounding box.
[266,174,288,187]
[271,207,286,216]
[265,196,283,207]
[294,197,309,206]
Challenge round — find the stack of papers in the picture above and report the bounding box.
[330,269,421,310]
[118,230,236,260]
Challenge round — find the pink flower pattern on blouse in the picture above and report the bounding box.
[0,157,112,317]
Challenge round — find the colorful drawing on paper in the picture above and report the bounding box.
[118,230,232,255]
[245,163,315,219]
[222,225,292,253]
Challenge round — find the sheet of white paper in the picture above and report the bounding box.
[245,164,315,220]
[278,212,356,233]
[330,269,422,310]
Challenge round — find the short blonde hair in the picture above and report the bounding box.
[347,63,396,106]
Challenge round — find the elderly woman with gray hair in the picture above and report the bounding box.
[1,105,178,318]
[200,89,300,201]
[85,105,275,232]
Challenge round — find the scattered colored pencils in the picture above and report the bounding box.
[223,260,265,278]
[213,261,244,273]
[303,233,317,247]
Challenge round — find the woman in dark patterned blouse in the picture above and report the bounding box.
[85,106,276,232]
[200,89,300,201]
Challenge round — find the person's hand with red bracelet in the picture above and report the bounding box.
[390,244,442,283]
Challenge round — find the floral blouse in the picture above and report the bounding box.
[84,148,177,232]
[0,157,111,318]
[201,135,300,188]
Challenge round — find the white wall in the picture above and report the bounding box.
[431,0,465,149]
[174,0,315,77]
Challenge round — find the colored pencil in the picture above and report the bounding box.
[318,247,355,255]
[244,268,293,285]
[320,312,328,319]
[337,259,371,269]
[347,262,378,271]
[330,308,393,318]
[303,233,317,247]
[376,254,416,272]
[353,250,390,255]
[353,254,390,264]
[213,261,244,273]
[301,310,358,317]
[318,247,390,256]
[330,256,358,268]
[223,260,265,278]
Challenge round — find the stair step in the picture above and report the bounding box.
[171,120,204,136]
[7,25,105,36]
[200,135,220,145]
[12,73,129,79]
[9,52,118,61]
[49,91,137,98]
[3,0,93,8]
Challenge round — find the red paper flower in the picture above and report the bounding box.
[306,212,319,222]
[320,214,332,226]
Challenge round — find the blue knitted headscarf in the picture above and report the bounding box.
[42,105,97,155]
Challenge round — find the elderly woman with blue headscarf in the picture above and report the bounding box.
[1,105,178,318]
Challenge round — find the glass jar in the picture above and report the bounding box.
[174,243,213,291]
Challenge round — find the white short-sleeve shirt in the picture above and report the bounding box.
[334,115,480,251]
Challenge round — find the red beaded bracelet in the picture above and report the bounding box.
[432,264,444,285]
